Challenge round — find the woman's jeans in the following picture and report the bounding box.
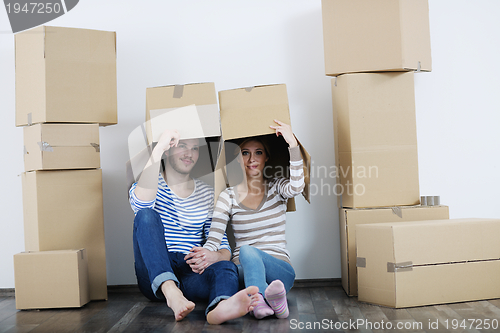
[238,245,295,296]
[133,208,239,314]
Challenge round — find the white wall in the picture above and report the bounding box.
[1,0,499,288]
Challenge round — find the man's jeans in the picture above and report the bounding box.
[238,244,295,296]
[133,208,239,314]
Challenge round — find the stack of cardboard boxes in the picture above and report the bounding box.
[322,0,500,307]
[13,26,117,310]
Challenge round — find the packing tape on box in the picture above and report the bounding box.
[27,113,32,126]
[91,143,100,152]
[245,86,254,92]
[173,84,184,98]
[421,195,440,206]
[417,61,421,73]
[387,261,413,273]
[356,257,366,268]
[334,77,337,87]
[37,141,53,152]
[391,207,403,218]
[23,146,28,155]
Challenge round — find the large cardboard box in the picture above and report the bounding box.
[15,26,117,126]
[145,82,220,145]
[217,84,311,211]
[14,249,90,310]
[321,0,432,76]
[356,218,500,308]
[22,169,107,300]
[332,72,420,208]
[339,205,449,296]
[23,123,100,171]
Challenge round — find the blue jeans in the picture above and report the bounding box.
[238,245,295,295]
[133,208,239,314]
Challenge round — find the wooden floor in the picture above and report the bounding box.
[1,281,500,333]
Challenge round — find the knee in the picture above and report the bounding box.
[209,260,238,275]
[134,208,161,228]
[239,245,257,258]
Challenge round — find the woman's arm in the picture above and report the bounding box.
[202,190,232,251]
[270,120,305,198]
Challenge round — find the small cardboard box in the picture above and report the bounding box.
[22,169,107,301]
[145,82,220,145]
[321,0,432,76]
[23,123,100,171]
[217,84,311,211]
[339,205,449,296]
[356,218,500,308]
[15,26,117,126]
[332,72,420,208]
[14,249,90,310]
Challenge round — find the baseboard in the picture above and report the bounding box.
[1,278,342,297]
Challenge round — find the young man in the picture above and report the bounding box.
[129,129,258,324]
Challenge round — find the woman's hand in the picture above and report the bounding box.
[185,247,218,274]
[270,119,298,148]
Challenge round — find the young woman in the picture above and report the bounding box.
[202,119,305,319]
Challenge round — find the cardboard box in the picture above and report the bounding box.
[217,84,311,211]
[22,169,107,300]
[321,0,432,76]
[356,218,500,308]
[339,205,449,296]
[145,82,220,145]
[14,249,90,310]
[332,72,420,208]
[23,123,100,171]
[15,26,117,126]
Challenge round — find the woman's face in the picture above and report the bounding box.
[239,140,268,178]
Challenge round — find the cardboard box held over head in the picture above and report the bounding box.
[332,72,420,208]
[339,205,449,296]
[321,0,432,76]
[14,249,90,310]
[356,218,500,308]
[217,84,311,211]
[22,169,107,301]
[15,26,117,126]
[23,123,100,171]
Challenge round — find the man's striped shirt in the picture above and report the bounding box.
[129,175,231,254]
[203,146,304,265]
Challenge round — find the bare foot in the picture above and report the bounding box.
[161,281,195,321]
[206,286,259,325]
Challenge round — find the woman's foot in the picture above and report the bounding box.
[252,293,274,319]
[161,280,195,321]
[207,286,259,325]
[265,280,289,319]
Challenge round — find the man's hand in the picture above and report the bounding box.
[185,247,230,274]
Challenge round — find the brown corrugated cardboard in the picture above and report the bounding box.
[217,84,311,211]
[356,218,500,308]
[321,0,432,76]
[23,123,100,171]
[332,72,420,208]
[14,249,90,310]
[145,83,220,145]
[339,205,449,296]
[15,26,117,126]
[21,169,107,300]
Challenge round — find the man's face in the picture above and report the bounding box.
[167,138,200,175]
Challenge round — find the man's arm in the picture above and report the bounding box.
[134,129,180,201]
